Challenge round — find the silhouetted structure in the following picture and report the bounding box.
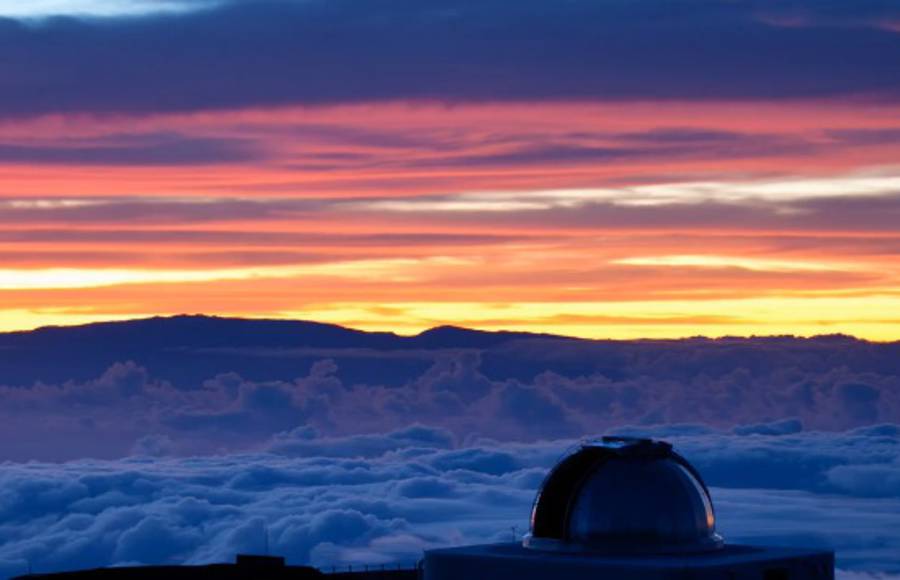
[17,555,323,580]
[424,437,834,580]
[16,555,417,580]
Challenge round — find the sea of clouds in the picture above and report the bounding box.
[0,339,898,579]
[0,423,898,580]
[1,344,898,460]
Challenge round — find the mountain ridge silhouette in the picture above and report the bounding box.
[0,314,893,389]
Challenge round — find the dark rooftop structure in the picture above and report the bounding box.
[425,437,833,580]
[15,555,416,580]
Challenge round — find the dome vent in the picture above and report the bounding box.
[523,437,724,554]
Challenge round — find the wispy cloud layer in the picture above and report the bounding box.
[2,162,899,337]
[0,0,217,19]
[0,3,897,337]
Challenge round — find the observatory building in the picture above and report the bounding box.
[424,437,834,580]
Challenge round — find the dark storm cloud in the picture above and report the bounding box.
[0,0,898,117]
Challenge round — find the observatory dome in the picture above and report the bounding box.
[523,437,724,555]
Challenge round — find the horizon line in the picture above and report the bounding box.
[4,312,894,345]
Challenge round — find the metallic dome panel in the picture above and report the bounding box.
[524,437,723,554]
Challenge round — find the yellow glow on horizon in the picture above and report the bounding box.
[5,295,900,340]
[0,310,154,333]
[276,295,900,341]
[3,293,900,340]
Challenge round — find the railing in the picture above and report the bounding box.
[325,561,420,578]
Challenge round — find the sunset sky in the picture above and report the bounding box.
[2,0,899,339]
